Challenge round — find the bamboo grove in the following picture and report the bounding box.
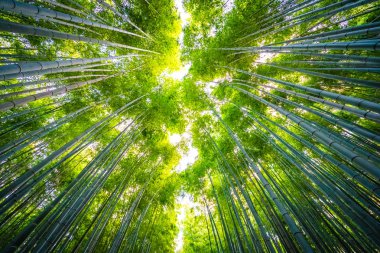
[0,0,379,252]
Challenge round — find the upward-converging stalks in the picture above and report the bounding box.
[0,0,379,252]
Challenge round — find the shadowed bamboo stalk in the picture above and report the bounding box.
[0,19,158,54]
[211,108,314,253]
[272,60,380,67]
[0,55,133,77]
[262,62,380,88]
[233,80,380,123]
[0,96,144,207]
[96,0,153,40]
[240,81,380,151]
[0,62,117,81]
[0,75,114,111]
[219,39,380,52]
[32,127,142,252]
[204,129,277,252]
[230,85,380,181]
[238,0,361,42]
[0,74,106,90]
[40,0,94,19]
[221,66,380,113]
[0,0,146,38]
[271,21,380,45]
[244,0,377,44]
[237,0,320,41]
[14,115,145,251]
[63,0,112,25]
[242,106,380,197]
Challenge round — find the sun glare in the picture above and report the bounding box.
[162,63,191,81]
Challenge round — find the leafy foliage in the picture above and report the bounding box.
[0,0,379,252]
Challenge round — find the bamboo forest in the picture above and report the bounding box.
[1,0,380,252]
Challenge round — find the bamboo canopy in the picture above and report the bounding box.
[0,0,379,252]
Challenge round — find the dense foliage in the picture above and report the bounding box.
[0,0,379,252]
